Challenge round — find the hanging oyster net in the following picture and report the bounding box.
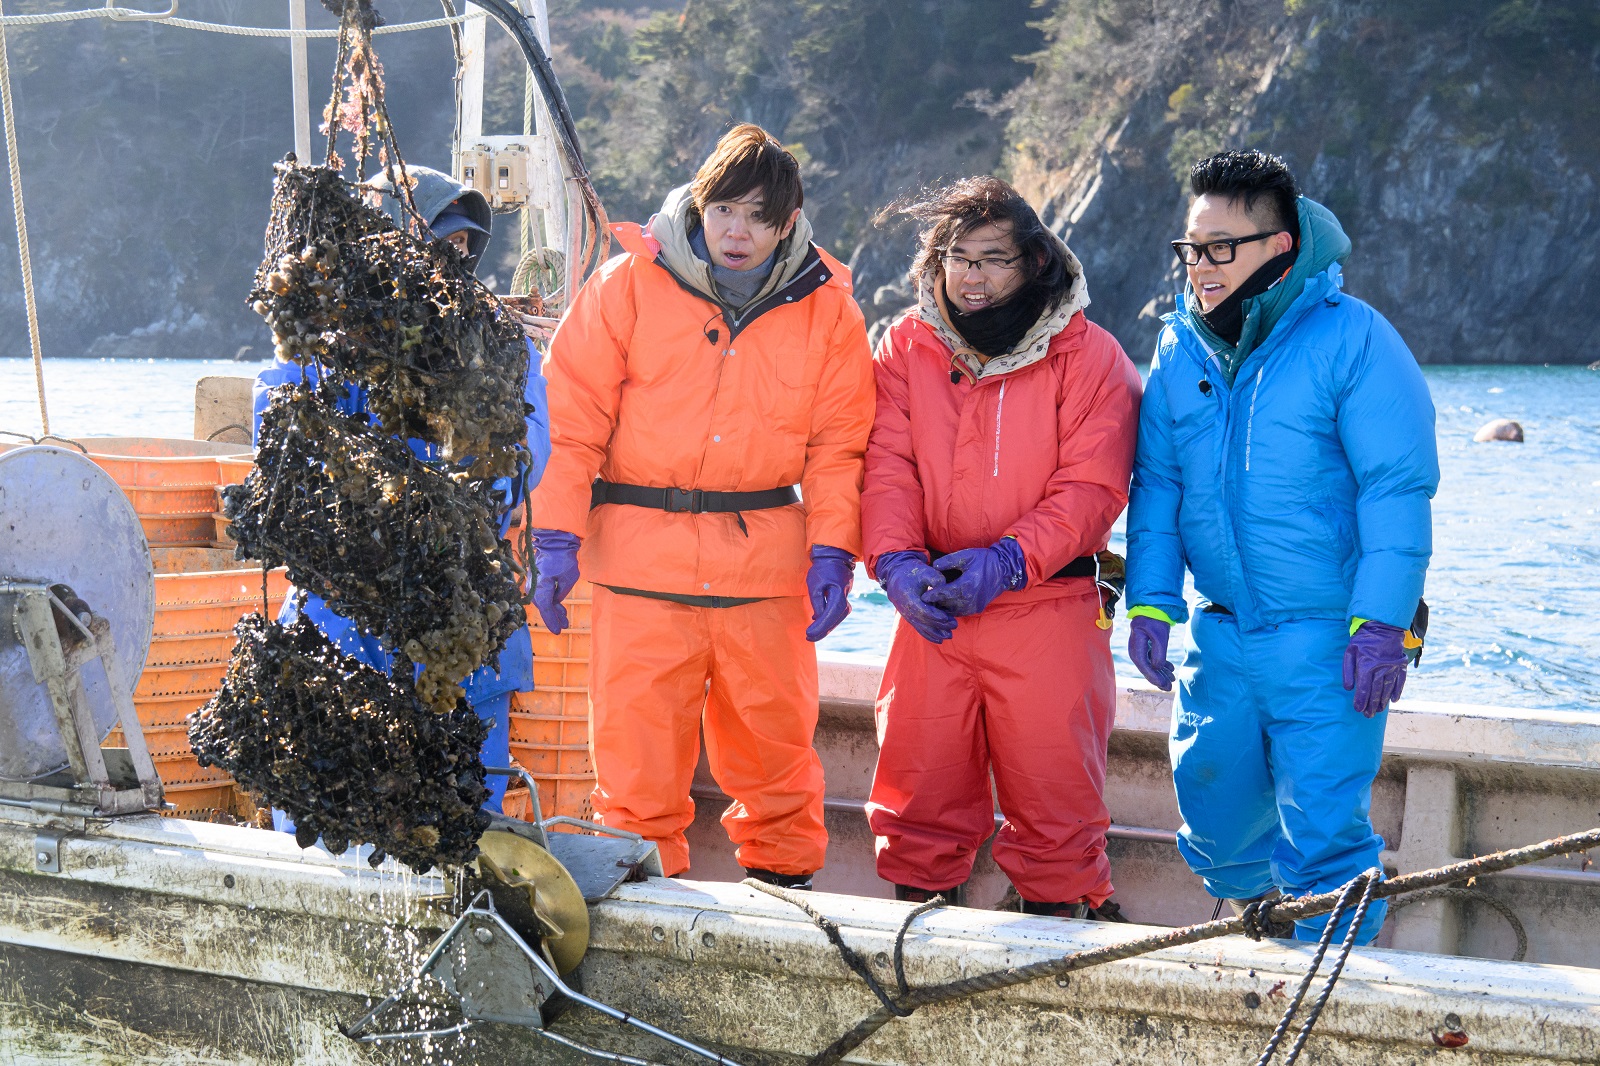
[190,0,528,871]
[223,389,525,711]
[191,614,491,871]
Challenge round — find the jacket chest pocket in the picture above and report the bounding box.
[738,340,814,438]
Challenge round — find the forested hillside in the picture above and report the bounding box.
[0,0,1593,364]
[535,0,1599,362]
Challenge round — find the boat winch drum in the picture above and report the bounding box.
[0,446,155,781]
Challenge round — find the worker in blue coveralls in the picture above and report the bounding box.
[1124,150,1438,945]
[252,164,551,820]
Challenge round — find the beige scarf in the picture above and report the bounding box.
[916,229,1091,383]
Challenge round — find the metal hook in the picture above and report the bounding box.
[106,1,178,21]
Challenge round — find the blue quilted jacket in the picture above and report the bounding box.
[1127,247,1438,632]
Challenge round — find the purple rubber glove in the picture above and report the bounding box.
[805,545,855,642]
[1343,620,1408,718]
[1128,616,1175,691]
[877,551,957,644]
[531,528,581,635]
[923,538,1027,617]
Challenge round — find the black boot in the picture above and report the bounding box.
[894,883,965,907]
[1022,898,1132,923]
[743,867,814,891]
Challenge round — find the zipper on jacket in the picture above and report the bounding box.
[992,379,1007,476]
[655,248,828,344]
[1243,367,1265,471]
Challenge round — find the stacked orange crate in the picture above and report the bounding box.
[70,435,283,819]
[500,510,598,823]
[111,557,290,816]
[78,437,250,548]
[504,587,595,822]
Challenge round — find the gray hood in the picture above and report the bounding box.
[364,164,493,267]
[648,184,816,311]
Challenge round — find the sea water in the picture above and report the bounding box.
[3,358,1596,711]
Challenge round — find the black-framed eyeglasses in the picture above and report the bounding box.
[1170,232,1280,266]
[941,252,1023,276]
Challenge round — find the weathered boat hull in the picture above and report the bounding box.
[687,662,1600,968]
[1,812,1597,1065]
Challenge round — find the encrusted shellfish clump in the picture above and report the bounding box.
[189,613,491,873]
[223,390,525,713]
[249,163,530,477]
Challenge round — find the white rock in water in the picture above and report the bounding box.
[1473,419,1524,443]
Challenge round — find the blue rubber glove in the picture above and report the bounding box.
[804,545,854,642]
[923,538,1027,617]
[1343,620,1408,718]
[877,551,957,644]
[1128,615,1175,691]
[531,529,581,635]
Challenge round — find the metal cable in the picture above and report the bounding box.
[533,1028,666,1066]
[0,6,485,35]
[1252,873,1378,1066]
[0,1,45,433]
[892,896,947,1000]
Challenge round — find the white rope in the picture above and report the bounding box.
[0,5,485,36]
[0,0,47,434]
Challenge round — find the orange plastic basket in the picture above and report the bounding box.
[159,783,242,818]
[217,454,255,485]
[139,513,219,548]
[134,662,228,700]
[506,568,596,822]
[156,568,290,606]
[122,483,220,516]
[133,549,288,814]
[70,436,249,488]
[145,631,239,667]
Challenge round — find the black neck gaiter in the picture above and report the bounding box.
[1198,250,1297,346]
[949,282,1054,358]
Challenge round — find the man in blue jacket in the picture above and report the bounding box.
[252,165,551,817]
[1125,151,1437,944]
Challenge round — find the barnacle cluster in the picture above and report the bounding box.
[189,614,491,873]
[222,390,526,713]
[248,163,530,476]
[191,0,535,872]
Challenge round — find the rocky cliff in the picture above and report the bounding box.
[0,0,1592,365]
[0,0,460,363]
[999,0,1600,364]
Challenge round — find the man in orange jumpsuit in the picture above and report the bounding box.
[862,177,1142,917]
[527,125,874,887]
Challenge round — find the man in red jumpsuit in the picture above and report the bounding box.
[862,177,1142,918]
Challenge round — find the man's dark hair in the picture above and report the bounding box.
[690,123,803,228]
[883,176,1073,299]
[1189,150,1301,241]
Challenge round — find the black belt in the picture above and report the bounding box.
[590,480,799,514]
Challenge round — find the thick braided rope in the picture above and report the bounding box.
[0,6,484,35]
[742,879,914,1018]
[0,1,45,432]
[1252,874,1372,1066]
[801,826,1600,1066]
[1277,874,1381,1066]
